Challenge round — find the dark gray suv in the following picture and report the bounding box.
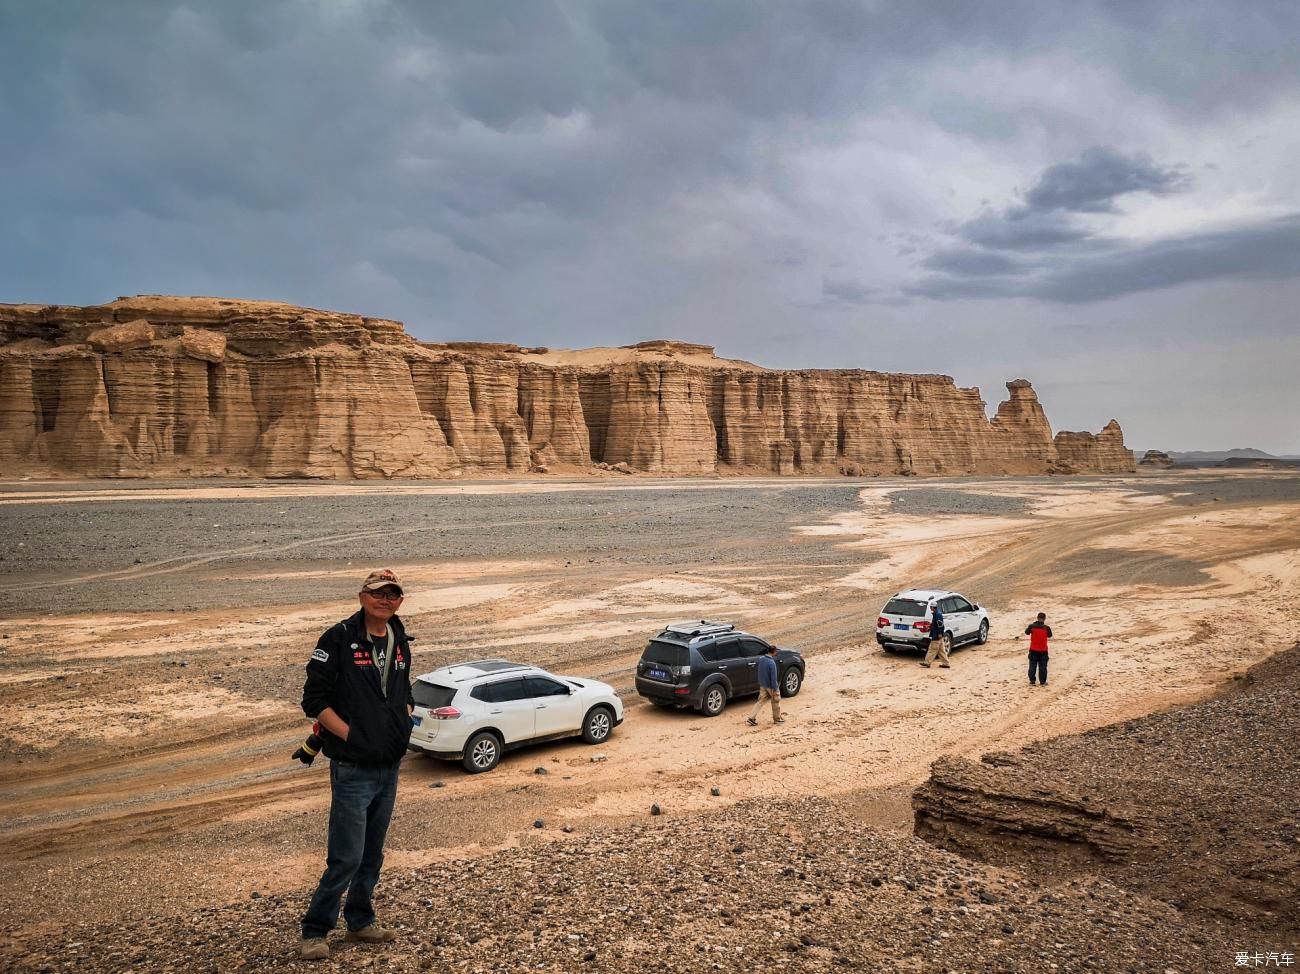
[634,620,806,717]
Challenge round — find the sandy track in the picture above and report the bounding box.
[1,472,1298,931]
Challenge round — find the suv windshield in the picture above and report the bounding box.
[884,598,928,617]
[412,681,457,709]
[641,640,688,667]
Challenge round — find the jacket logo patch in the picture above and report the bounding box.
[311,648,329,663]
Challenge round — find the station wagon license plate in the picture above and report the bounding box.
[411,715,422,726]
[648,667,670,681]
[893,623,910,631]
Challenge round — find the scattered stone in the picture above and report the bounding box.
[650,803,662,816]
[533,820,545,829]
[711,786,721,796]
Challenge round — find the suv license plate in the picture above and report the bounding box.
[648,668,670,680]
[893,623,910,631]
[411,715,422,727]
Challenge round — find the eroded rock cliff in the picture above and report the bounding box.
[911,647,1300,936]
[0,296,1135,479]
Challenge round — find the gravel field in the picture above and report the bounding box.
[885,487,1032,517]
[3,797,1235,974]
[0,482,866,616]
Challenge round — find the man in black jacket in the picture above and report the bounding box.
[299,569,415,961]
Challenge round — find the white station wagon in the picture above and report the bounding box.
[408,660,624,773]
[876,588,990,656]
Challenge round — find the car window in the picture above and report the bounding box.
[739,638,768,658]
[942,597,960,613]
[696,643,723,664]
[412,681,456,709]
[884,598,927,616]
[525,676,570,698]
[952,597,974,612]
[710,636,743,660]
[641,640,688,667]
[473,678,529,704]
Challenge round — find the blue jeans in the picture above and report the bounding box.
[1028,652,1049,685]
[302,759,400,938]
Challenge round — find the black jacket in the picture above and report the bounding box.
[302,609,415,765]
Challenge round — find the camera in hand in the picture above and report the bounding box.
[292,721,324,765]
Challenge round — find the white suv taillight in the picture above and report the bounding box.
[430,706,462,720]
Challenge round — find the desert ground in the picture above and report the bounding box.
[1,470,1298,971]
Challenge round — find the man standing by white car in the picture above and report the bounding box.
[921,601,951,668]
[299,569,415,960]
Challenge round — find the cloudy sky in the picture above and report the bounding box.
[3,1,1298,453]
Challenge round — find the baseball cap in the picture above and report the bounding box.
[361,568,403,594]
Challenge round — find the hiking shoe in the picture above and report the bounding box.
[939,664,951,668]
[299,938,329,961]
[919,662,931,668]
[746,717,758,726]
[345,924,398,944]
[774,717,786,724]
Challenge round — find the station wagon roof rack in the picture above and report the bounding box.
[661,619,736,639]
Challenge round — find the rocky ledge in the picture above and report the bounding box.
[913,646,1300,941]
[1,295,1135,479]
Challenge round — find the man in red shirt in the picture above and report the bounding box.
[1024,612,1052,686]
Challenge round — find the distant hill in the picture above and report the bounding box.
[1149,448,1300,467]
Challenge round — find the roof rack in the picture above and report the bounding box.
[661,619,736,639]
[448,659,531,681]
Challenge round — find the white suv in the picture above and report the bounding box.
[876,589,990,655]
[408,660,624,773]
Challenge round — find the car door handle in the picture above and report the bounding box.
[719,664,729,669]
[535,704,547,709]
[748,662,757,667]
[490,709,503,714]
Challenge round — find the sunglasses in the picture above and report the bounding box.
[364,589,403,601]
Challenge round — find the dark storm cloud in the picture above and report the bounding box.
[2,0,1299,336]
[957,210,1093,251]
[1023,147,1189,214]
[910,143,1300,304]
[910,213,1300,303]
[1033,214,1300,303]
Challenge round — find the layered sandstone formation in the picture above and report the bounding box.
[912,754,1146,867]
[0,296,1135,479]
